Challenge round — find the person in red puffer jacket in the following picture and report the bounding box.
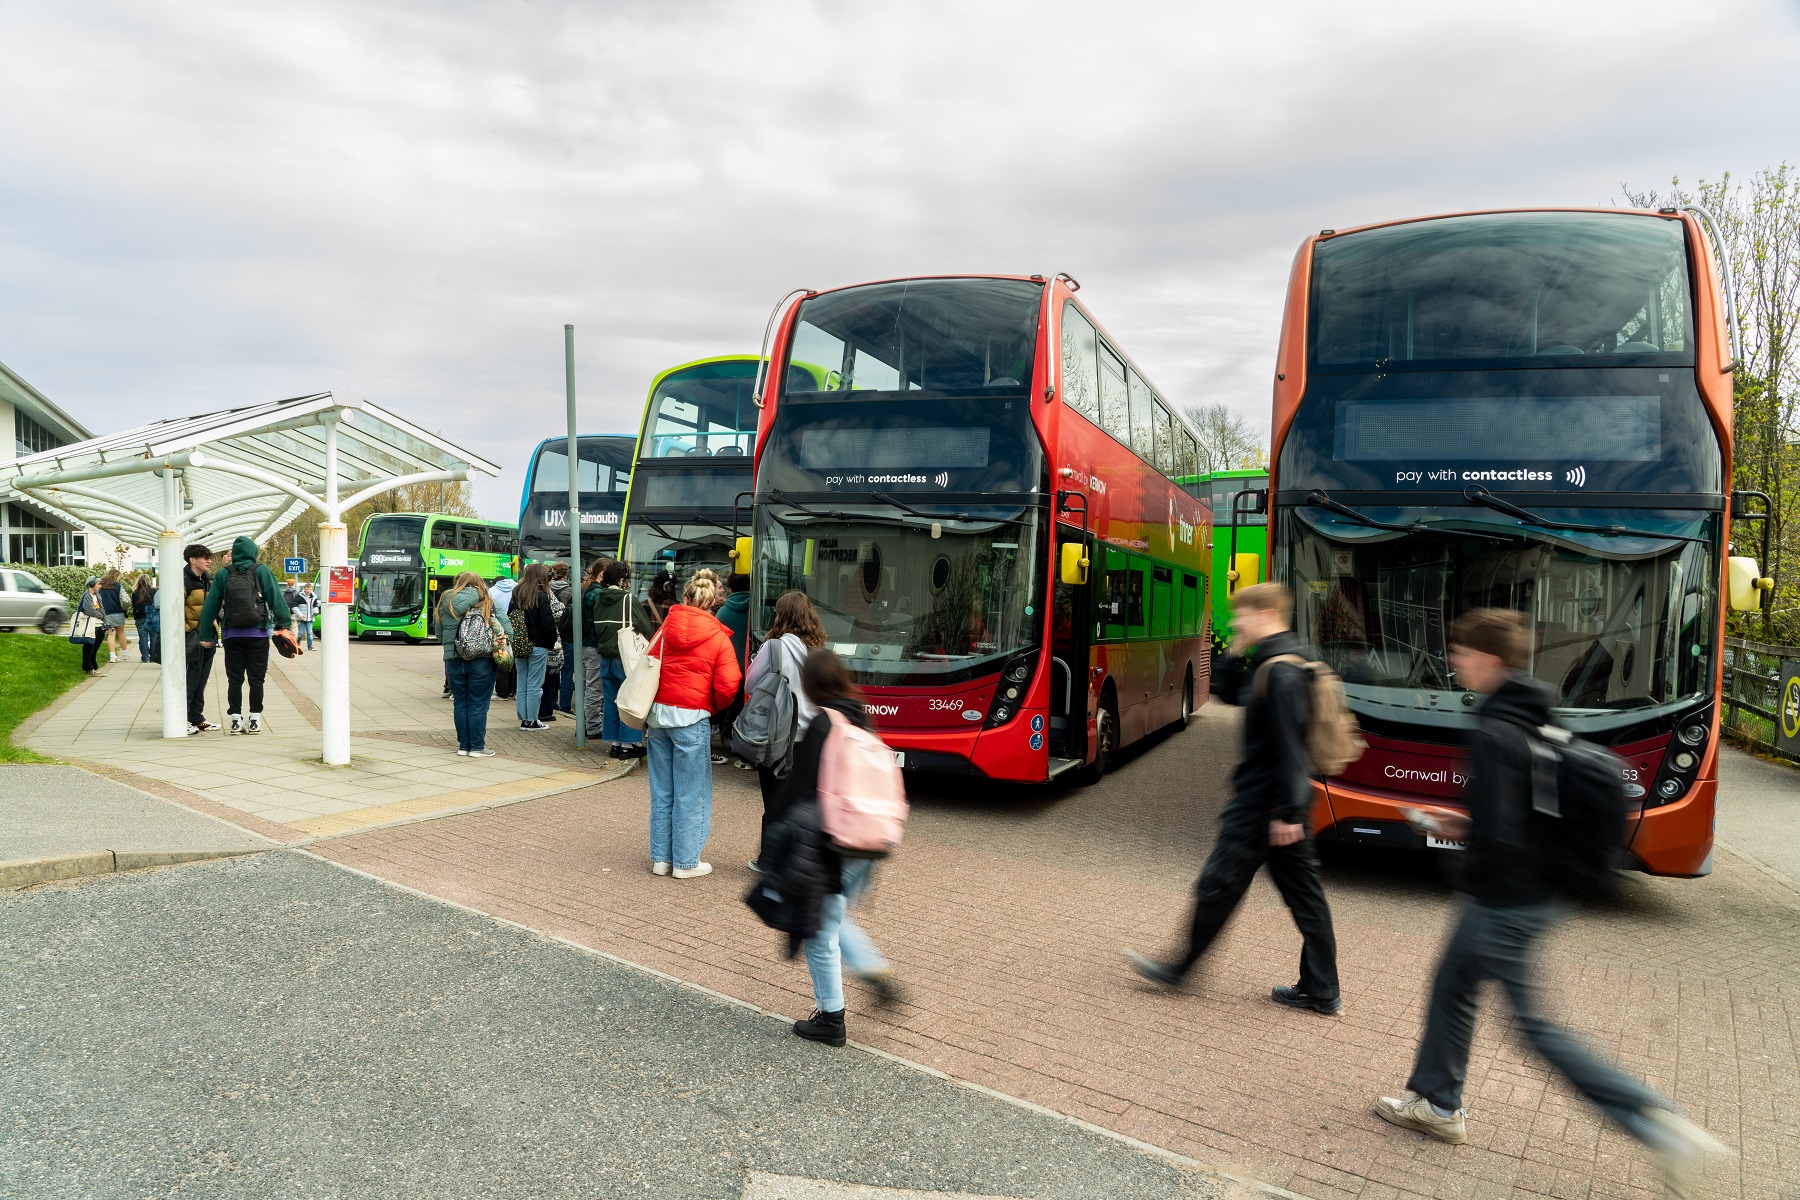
[645,569,742,880]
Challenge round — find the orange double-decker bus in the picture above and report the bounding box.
[1262,208,1769,876]
[744,275,1211,784]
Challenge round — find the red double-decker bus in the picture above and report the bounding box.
[1263,208,1770,876]
[745,275,1211,784]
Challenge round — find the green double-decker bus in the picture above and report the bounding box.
[354,513,520,641]
[1177,469,1268,668]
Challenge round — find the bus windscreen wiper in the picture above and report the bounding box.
[1461,484,1709,543]
[1307,490,1514,543]
[637,516,726,548]
[869,491,1032,527]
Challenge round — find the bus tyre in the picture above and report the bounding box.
[1176,669,1194,728]
[1075,701,1116,786]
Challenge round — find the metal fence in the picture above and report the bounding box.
[1722,635,1799,759]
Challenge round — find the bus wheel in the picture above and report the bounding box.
[1075,700,1116,786]
[1176,669,1194,727]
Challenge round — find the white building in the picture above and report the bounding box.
[1,358,141,568]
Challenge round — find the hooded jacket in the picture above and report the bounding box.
[197,536,292,638]
[1214,629,1317,827]
[587,583,654,657]
[1458,674,1558,907]
[717,590,751,672]
[651,604,741,712]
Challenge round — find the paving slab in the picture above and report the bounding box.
[0,765,275,860]
[1716,747,1800,886]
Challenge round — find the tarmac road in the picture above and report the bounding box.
[0,850,1222,1200]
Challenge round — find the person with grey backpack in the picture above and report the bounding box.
[440,571,511,758]
[740,591,827,870]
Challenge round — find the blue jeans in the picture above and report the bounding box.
[646,720,712,869]
[804,858,888,1013]
[297,619,313,649]
[558,662,575,712]
[515,646,548,723]
[446,657,496,751]
[1407,899,1667,1131]
[134,619,153,661]
[599,656,639,745]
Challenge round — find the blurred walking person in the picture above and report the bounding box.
[292,583,315,650]
[439,572,508,758]
[644,568,740,878]
[97,569,129,659]
[1374,609,1723,1195]
[509,562,556,731]
[131,575,157,662]
[588,558,652,758]
[197,536,291,735]
[1123,582,1341,1014]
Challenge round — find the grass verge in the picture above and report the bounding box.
[0,635,107,763]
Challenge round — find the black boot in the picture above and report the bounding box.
[792,1008,846,1046]
[1270,984,1343,1015]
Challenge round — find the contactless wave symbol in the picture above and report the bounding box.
[1566,465,1587,487]
[933,471,950,488]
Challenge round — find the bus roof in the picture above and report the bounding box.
[1311,206,1680,243]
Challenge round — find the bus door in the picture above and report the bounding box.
[1050,527,1094,763]
[427,573,456,634]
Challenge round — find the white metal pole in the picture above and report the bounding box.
[565,324,586,749]
[158,469,188,739]
[320,419,351,766]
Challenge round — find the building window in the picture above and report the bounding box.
[15,409,65,457]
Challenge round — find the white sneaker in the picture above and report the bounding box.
[186,723,202,736]
[245,713,263,734]
[457,749,469,756]
[467,748,495,758]
[229,714,243,734]
[1374,1092,1467,1144]
[671,862,713,880]
[650,862,671,876]
[1642,1108,1727,1199]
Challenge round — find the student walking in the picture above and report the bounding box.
[183,545,220,733]
[131,576,157,662]
[644,568,740,879]
[196,536,292,735]
[783,648,904,1046]
[1374,608,1723,1194]
[509,563,556,731]
[439,572,508,758]
[292,584,316,650]
[1124,582,1342,1014]
[74,577,107,676]
[540,578,567,724]
[743,590,826,867]
[587,559,653,758]
[97,569,129,659]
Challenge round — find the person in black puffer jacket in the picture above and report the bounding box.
[778,648,904,1048]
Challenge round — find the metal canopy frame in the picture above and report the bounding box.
[0,390,500,763]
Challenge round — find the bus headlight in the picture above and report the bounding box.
[1677,723,1707,746]
[1672,751,1697,771]
[985,653,1037,728]
[1657,778,1683,799]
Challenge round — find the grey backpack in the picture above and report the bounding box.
[454,607,496,660]
[731,637,798,772]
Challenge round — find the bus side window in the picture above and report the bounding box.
[431,522,457,550]
[1179,430,1198,481]
[1152,404,1175,477]
[1103,546,1131,641]
[1098,344,1130,447]
[1060,303,1101,424]
[461,527,482,552]
[1126,554,1149,637]
[1127,371,1156,464]
[1150,565,1173,637]
[1181,573,1200,636]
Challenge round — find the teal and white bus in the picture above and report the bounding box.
[354,512,519,641]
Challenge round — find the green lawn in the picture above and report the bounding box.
[0,635,107,763]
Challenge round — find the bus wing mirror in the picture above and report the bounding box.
[1229,553,1262,593]
[1060,542,1089,585]
[731,536,754,573]
[1727,556,1774,611]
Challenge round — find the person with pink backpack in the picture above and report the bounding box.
[776,648,908,1047]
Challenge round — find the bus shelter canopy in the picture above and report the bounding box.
[0,391,500,552]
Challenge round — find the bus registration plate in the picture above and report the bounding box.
[891,751,905,769]
[1425,834,1466,851]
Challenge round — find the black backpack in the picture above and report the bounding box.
[1528,724,1630,900]
[221,569,270,630]
[743,800,827,958]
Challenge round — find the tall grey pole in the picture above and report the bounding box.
[565,324,586,749]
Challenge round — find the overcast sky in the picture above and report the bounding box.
[3,0,1798,519]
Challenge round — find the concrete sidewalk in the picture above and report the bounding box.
[1717,747,1800,886]
[0,765,275,860]
[19,646,629,842]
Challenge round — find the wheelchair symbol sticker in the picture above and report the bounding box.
[1029,732,1043,750]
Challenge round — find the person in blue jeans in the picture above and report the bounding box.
[587,559,654,758]
[644,569,740,879]
[509,562,557,731]
[781,647,904,1047]
[438,572,506,757]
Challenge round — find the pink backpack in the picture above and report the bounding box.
[817,708,909,855]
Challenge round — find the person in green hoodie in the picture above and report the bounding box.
[716,574,753,766]
[197,536,291,735]
[585,558,654,758]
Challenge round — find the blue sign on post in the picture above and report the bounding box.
[283,557,307,575]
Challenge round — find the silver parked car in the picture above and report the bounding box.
[0,569,68,634]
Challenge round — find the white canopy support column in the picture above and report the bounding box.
[157,467,188,739]
[0,390,499,763]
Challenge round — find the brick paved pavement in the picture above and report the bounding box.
[312,705,1800,1200]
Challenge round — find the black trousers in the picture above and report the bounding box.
[81,640,99,672]
[223,637,270,715]
[539,669,559,721]
[1175,804,1340,998]
[187,645,216,725]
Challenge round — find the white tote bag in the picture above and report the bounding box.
[615,628,665,731]
[601,592,650,674]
